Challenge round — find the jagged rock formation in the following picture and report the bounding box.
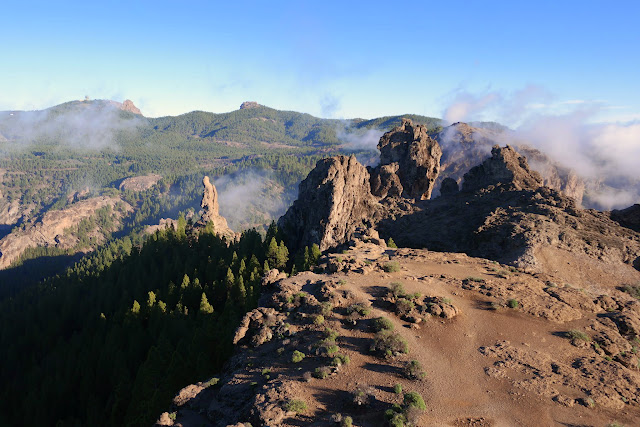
[461,145,542,192]
[611,204,640,233]
[434,122,586,205]
[278,155,378,252]
[198,176,235,240]
[119,99,141,115]
[370,118,442,200]
[280,128,640,273]
[378,145,640,271]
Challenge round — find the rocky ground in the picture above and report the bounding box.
[158,235,640,426]
[0,195,131,268]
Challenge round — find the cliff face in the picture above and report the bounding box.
[370,118,442,200]
[278,155,378,252]
[434,122,586,205]
[198,176,235,240]
[279,121,640,273]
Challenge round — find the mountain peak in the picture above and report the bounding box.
[239,101,262,110]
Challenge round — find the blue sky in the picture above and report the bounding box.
[1,0,639,122]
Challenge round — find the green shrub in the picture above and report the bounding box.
[390,282,406,298]
[394,383,403,394]
[285,399,307,413]
[507,299,519,308]
[341,416,353,427]
[347,303,371,317]
[313,314,325,325]
[291,350,306,363]
[168,412,177,421]
[387,238,398,248]
[622,285,640,299]
[403,391,426,410]
[325,344,339,355]
[314,366,331,379]
[372,316,394,332]
[370,330,408,358]
[395,298,415,316]
[383,261,400,273]
[203,377,219,387]
[403,360,426,380]
[320,301,334,316]
[464,276,485,283]
[566,329,591,341]
[323,327,340,343]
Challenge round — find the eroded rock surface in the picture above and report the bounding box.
[370,118,442,200]
[0,196,131,269]
[198,176,235,239]
[278,155,378,252]
[611,204,640,233]
[461,145,542,192]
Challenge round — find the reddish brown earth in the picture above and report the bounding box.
[158,238,640,427]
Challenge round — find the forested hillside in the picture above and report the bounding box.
[0,100,441,290]
[0,219,319,426]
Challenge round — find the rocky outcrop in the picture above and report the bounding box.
[120,99,142,115]
[434,122,586,205]
[439,177,459,196]
[370,118,442,200]
[198,176,235,240]
[0,196,132,269]
[278,155,378,252]
[611,204,640,233]
[239,101,261,110]
[461,145,542,192]
[371,145,640,271]
[118,174,162,192]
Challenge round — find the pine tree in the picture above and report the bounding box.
[181,274,190,289]
[147,291,156,307]
[266,237,278,268]
[199,293,214,314]
[131,300,141,314]
[276,241,289,270]
[310,243,321,265]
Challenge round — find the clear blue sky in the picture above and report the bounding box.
[1,0,639,122]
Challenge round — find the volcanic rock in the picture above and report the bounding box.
[439,177,459,196]
[118,174,162,192]
[278,155,378,252]
[239,101,261,110]
[434,122,586,205]
[370,118,442,200]
[462,145,542,192]
[198,176,235,240]
[611,204,640,233]
[120,99,141,115]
